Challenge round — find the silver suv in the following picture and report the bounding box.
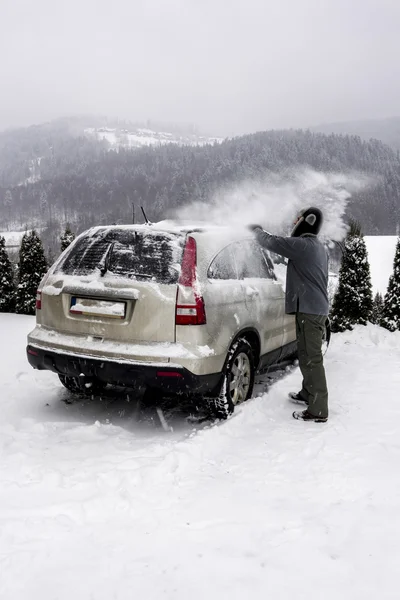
[27,222,296,417]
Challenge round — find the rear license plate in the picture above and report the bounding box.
[70,297,126,319]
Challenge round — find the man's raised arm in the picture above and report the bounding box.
[248,225,307,261]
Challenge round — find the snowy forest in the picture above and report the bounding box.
[1,120,400,249]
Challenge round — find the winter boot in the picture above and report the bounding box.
[292,409,328,423]
[288,392,308,405]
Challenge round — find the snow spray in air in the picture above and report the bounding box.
[176,168,372,243]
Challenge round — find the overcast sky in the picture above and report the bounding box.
[0,0,399,135]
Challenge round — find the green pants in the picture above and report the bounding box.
[296,312,328,419]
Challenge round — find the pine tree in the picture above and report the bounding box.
[381,237,400,331]
[371,292,384,325]
[60,225,75,253]
[331,222,373,332]
[15,231,47,315]
[0,236,15,313]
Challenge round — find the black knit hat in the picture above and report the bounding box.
[291,207,323,237]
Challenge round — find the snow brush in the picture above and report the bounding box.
[323,317,331,355]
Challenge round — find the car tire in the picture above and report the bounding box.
[207,338,255,420]
[58,374,106,396]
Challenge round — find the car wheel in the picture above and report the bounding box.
[58,374,106,396]
[207,338,255,420]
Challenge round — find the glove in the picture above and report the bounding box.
[247,224,262,232]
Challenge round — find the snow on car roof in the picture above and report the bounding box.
[82,220,232,236]
[154,220,236,234]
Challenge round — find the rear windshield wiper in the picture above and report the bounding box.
[99,242,115,277]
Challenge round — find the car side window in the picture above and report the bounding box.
[260,249,278,280]
[233,240,276,280]
[208,245,238,280]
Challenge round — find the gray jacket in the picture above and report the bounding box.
[254,228,329,316]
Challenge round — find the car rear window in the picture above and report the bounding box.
[57,228,185,284]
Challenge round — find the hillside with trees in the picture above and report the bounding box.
[1,120,400,258]
[313,117,400,152]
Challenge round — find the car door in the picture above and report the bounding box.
[267,250,296,348]
[205,243,249,356]
[232,240,286,362]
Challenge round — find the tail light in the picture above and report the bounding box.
[35,268,51,312]
[36,291,42,310]
[176,236,206,326]
[27,347,39,357]
[156,371,183,378]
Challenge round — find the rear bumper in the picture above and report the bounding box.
[26,345,222,396]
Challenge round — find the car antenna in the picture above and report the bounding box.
[141,206,152,226]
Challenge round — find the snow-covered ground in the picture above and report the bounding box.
[84,126,223,149]
[365,235,397,295]
[0,230,32,249]
[1,314,400,599]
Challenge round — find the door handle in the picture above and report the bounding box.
[246,286,260,298]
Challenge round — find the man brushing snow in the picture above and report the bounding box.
[248,207,329,423]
